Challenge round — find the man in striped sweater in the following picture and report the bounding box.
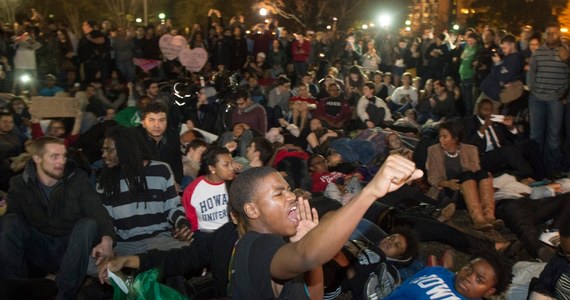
[96,126,193,258]
[528,22,570,178]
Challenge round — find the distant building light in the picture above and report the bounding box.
[326,25,332,30]
[369,23,375,27]
[470,9,476,13]
[460,8,469,14]
[362,24,369,30]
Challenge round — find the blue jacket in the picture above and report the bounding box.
[480,52,524,101]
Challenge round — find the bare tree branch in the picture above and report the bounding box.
[0,0,20,25]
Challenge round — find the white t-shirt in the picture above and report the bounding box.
[181,176,229,231]
[391,86,418,107]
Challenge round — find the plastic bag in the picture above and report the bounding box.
[112,268,187,300]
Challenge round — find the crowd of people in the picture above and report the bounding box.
[0,8,570,300]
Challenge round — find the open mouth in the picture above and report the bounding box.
[288,205,299,225]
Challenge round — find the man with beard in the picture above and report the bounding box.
[0,136,115,300]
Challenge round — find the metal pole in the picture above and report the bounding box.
[143,0,148,26]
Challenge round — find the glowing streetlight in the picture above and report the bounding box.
[405,26,411,32]
[332,17,338,22]
[362,24,368,30]
[20,74,31,83]
[259,7,268,16]
[452,24,460,31]
[405,20,411,26]
[136,18,142,23]
[326,25,332,30]
[158,13,165,20]
[377,14,392,28]
[369,23,375,27]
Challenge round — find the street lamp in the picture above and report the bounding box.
[362,24,368,30]
[136,18,142,23]
[452,24,460,31]
[378,14,392,28]
[259,7,268,16]
[158,13,165,25]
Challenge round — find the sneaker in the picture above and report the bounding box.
[539,229,560,247]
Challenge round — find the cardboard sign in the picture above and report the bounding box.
[179,47,208,72]
[159,34,188,60]
[30,96,79,118]
[133,58,161,72]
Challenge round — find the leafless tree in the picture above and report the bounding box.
[0,0,21,25]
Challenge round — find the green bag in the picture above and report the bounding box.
[111,268,187,300]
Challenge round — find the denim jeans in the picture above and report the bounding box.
[529,93,564,173]
[0,215,98,300]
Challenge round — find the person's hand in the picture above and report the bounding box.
[186,119,195,130]
[28,105,40,123]
[482,115,493,129]
[278,118,289,127]
[233,162,243,173]
[491,52,501,64]
[91,236,114,266]
[364,154,423,199]
[224,141,238,152]
[173,225,194,243]
[289,197,319,242]
[502,115,514,128]
[98,256,132,284]
[366,120,375,128]
[446,179,461,190]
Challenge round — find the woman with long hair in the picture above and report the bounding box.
[426,120,503,231]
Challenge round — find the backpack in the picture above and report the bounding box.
[342,240,402,299]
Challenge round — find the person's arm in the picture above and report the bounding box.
[356,96,369,122]
[163,169,190,231]
[529,256,565,298]
[269,155,422,280]
[87,32,105,45]
[100,225,220,283]
[70,108,82,136]
[181,180,200,232]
